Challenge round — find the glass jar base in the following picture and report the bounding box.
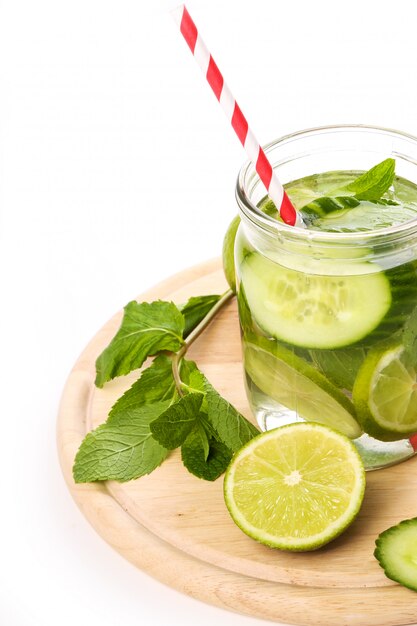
[256,407,416,471]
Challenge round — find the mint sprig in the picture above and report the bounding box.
[300,158,397,224]
[73,290,259,483]
[345,158,395,201]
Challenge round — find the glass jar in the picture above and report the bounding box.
[235,125,417,470]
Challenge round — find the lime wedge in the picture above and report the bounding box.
[224,422,366,551]
[353,343,417,441]
[222,215,240,293]
[244,336,362,439]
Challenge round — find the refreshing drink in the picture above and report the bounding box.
[235,126,417,470]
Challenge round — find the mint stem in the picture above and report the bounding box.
[171,288,234,395]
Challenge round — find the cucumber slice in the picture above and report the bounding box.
[244,336,362,439]
[374,518,417,591]
[371,262,417,344]
[240,253,391,349]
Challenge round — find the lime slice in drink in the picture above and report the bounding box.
[245,336,362,439]
[224,422,366,551]
[353,343,417,441]
[222,215,240,293]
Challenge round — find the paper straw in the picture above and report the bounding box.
[171,4,300,227]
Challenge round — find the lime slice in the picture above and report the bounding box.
[244,336,362,439]
[224,422,366,551]
[353,343,417,441]
[222,215,240,293]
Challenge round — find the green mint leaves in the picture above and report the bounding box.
[300,158,396,224]
[180,295,221,338]
[150,392,205,449]
[402,306,417,359]
[310,348,367,391]
[181,433,233,481]
[109,354,176,416]
[73,292,258,484]
[72,401,171,482]
[345,158,395,201]
[95,300,185,388]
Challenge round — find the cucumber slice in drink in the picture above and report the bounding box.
[244,336,362,439]
[352,342,417,441]
[240,252,391,349]
[374,518,417,591]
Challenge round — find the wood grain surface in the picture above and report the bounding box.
[57,258,417,626]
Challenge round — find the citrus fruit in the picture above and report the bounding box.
[224,422,366,551]
[352,342,417,441]
[222,215,240,293]
[244,336,362,439]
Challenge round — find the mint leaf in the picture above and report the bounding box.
[181,428,232,481]
[174,362,258,453]
[310,348,367,391]
[194,421,210,461]
[73,401,170,483]
[205,383,259,451]
[150,392,204,449]
[109,355,176,418]
[403,307,417,359]
[180,295,221,338]
[346,158,395,201]
[95,300,184,388]
[186,367,259,451]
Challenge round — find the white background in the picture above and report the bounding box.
[2,0,417,624]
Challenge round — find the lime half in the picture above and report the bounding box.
[224,422,366,551]
[245,337,362,439]
[353,343,417,441]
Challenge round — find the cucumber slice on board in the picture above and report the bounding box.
[374,518,417,591]
[240,252,391,349]
[244,336,362,439]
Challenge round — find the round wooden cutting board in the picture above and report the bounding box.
[57,258,417,626]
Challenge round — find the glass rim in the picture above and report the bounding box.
[236,123,417,245]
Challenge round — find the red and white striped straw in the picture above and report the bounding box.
[172,4,300,227]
